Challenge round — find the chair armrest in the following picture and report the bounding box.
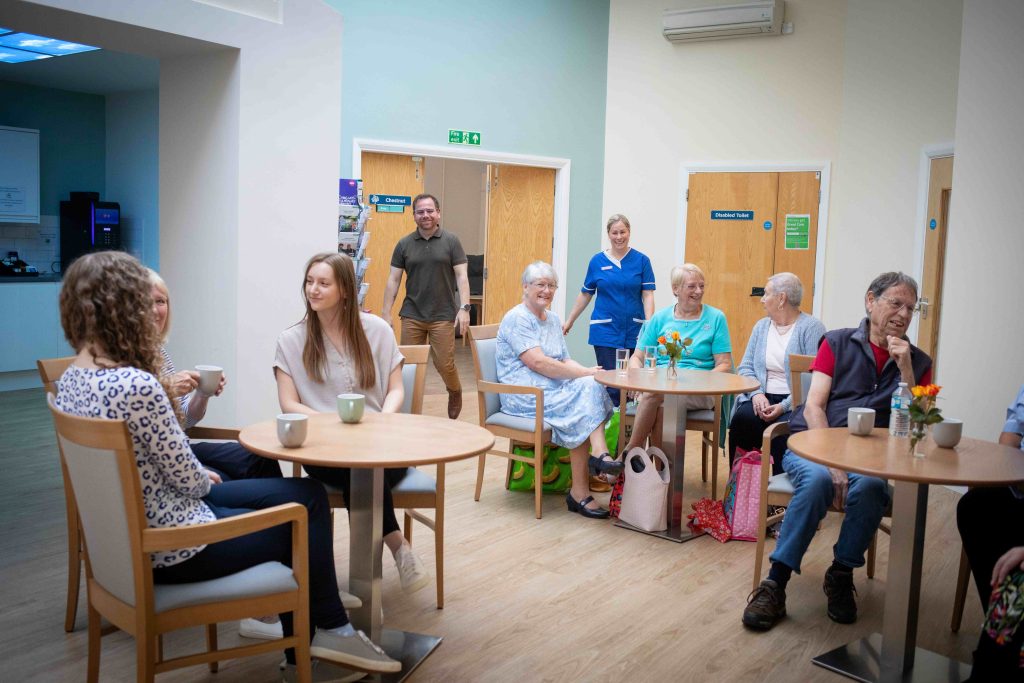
[141,503,307,552]
[760,421,791,491]
[476,380,545,433]
[186,425,240,440]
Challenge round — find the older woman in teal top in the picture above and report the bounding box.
[622,263,732,453]
[728,272,825,468]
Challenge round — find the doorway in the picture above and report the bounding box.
[682,169,825,357]
[915,154,954,369]
[354,143,564,328]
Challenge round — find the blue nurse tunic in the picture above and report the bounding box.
[581,249,656,349]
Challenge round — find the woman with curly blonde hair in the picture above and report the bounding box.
[54,251,400,677]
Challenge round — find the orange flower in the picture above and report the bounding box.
[658,335,667,344]
[671,330,681,341]
[911,384,942,398]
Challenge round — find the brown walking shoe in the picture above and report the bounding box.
[447,389,462,419]
[742,579,787,631]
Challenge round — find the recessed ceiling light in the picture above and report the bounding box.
[0,32,99,57]
[0,46,54,64]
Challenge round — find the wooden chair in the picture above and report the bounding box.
[617,392,728,499]
[469,323,553,519]
[37,355,81,632]
[47,396,312,683]
[294,345,448,607]
[950,542,972,632]
[751,354,890,591]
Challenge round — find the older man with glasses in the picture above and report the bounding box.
[743,271,933,632]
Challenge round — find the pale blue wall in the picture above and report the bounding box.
[0,80,106,214]
[106,89,160,269]
[326,0,610,358]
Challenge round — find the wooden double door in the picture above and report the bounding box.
[684,171,821,359]
[360,152,554,328]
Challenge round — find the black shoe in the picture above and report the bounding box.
[742,579,787,631]
[588,452,624,478]
[565,493,610,519]
[823,566,858,624]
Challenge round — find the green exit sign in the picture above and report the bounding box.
[448,129,481,146]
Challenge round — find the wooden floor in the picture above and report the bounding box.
[0,344,983,681]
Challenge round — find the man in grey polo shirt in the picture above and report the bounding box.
[382,193,472,419]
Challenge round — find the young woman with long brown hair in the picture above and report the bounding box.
[274,252,429,594]
[54,251,399,679]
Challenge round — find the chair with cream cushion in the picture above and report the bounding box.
[47,395,312,683]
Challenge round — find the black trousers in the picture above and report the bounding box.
[153,477,347,664]
[304,466,409,537]
[594,345,634,406]
[191,440,283,481]
[728,393,789,474]
[957,486,1024,680]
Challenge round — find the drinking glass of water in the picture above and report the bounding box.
[643,345,658,373]
[615,348,630,374]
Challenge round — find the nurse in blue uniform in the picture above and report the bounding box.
[562,214,655,405]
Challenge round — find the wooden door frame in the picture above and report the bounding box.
[352,138,571,317]
[908,142,954,344]
[677,162,832,318]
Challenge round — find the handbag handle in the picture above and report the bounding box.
[645,446,671,483]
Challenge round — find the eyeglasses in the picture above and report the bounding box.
[529,282,558,291]
[878,294,919,316]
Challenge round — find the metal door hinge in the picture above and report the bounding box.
[483,266,488,279]
[685,189,689,202]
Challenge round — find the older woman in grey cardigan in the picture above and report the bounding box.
[728,272,826,469]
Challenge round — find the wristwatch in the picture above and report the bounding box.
[461,303,472,312]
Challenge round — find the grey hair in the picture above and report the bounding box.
[606,214,631,232]
[768,272,803,307]
[521,261,558,287]
[670,263,704,287]
[867,271,919,302]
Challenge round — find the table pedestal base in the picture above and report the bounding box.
[375,628,443,682]
[613,518,704,543]
[813,633,971,683]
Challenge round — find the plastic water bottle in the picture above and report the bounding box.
[888,382,912,437]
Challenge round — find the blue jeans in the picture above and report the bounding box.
[769,449,890,573]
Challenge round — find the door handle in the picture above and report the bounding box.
[918,297,930,320]
[751,287,765,296]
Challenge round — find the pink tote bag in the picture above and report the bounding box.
[726,448,764,542]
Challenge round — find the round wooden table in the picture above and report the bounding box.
[595,368,759,542]
[787,427,1024,683]
[239,412,494,681]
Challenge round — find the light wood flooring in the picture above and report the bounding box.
[1,344,983,681]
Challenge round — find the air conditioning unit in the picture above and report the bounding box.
[663,0,784,43]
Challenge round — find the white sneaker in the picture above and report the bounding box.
[394,545,430,594]
[239,616,283,640]
[310,628,401,673]
[280,659,366,683]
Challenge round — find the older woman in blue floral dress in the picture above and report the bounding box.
[496,261,620,519]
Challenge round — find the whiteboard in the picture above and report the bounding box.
[0,125,41,224]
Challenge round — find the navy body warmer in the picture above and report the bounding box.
[788,317,932,434]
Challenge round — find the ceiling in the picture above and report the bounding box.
[0,47,158,95]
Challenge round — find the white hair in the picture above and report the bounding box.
[521,261,558,286]
[768,272,803,307]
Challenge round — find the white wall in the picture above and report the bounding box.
[938,0,1024,438]
[23,0,343,425]
[603,0,962,331]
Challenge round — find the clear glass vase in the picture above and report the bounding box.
[909,422,927,458]
[667,357,678,378]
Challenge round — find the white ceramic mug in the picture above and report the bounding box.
[337,393,365,424]
[847,407,875,436]
[932,419,963,448]
[195,365,223,396]
[277,413,308,448]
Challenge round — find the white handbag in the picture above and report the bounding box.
[618,446,670,532]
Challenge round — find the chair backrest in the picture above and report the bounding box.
[47,395,148,608]
[36,356,76,396]
[788,354,815,408]
[468,324,501,418]
[397,345,430,415]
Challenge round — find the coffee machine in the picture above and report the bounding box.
[59,191,121,273]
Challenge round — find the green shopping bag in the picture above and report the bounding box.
[508,444,572,492]
[507,413,621,493]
